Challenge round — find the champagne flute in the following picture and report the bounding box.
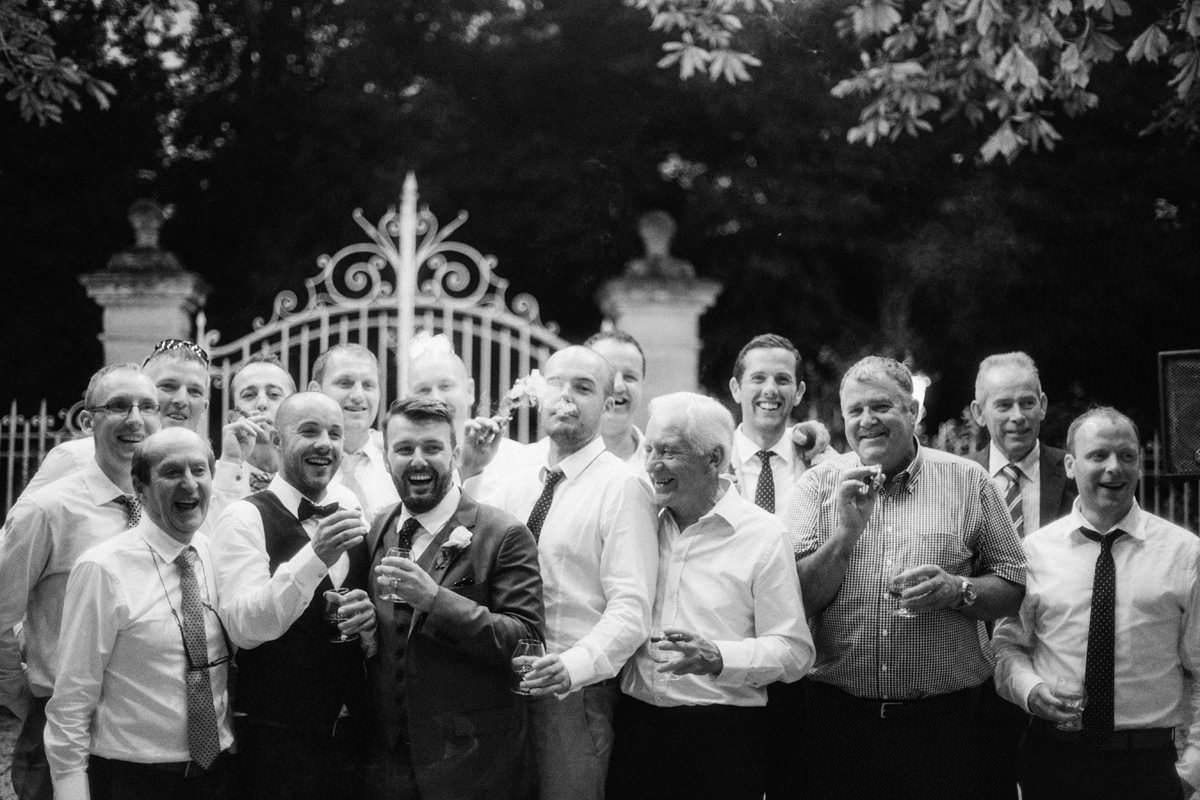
[378,546,411,603]
[887,545,929,618]
[1054,677,1087,731]
[649,631,683,679]
[325,587,359,644]
[511,639,546,695]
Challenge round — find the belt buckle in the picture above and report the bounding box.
[879,701,903,719]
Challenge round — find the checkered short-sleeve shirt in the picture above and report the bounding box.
[788,446,1025,700]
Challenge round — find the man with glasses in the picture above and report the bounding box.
[0,364,163,800]
[45,427,235,800]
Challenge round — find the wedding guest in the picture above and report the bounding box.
[214,354,296,498]
[585,330,647,470]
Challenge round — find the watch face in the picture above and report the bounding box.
[962,580,978,605]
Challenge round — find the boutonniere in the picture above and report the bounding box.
[444,526,473,551]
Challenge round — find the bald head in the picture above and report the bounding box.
[276,391,343,431]
[277,392,345,497]
[546,346,614,398]
[132,428,214,543]
[541,346,615,457]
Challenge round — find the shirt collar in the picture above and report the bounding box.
[658,476,746,536]
[988,441,1040,477]
[269,473,328,517]
[398,485,461,535]
[853,440,923,493]
[139,519,196,563]
[1068,498,1147,541]
[734,425,794,467]
[81,459,129,506]
[344,428,385,462]
[544,434,607,482]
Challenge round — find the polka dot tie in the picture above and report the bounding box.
[1080,528,1125,744]
[1001,463,1024,537]
[114,495,141,528]
[175,547,221,770]
[525,469,565,540]
[754,451,775,514]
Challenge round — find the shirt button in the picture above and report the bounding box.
[881,630,888,637]
[886,526,893,533]
[881,664,888,672]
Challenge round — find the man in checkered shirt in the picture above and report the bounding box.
[788,355,1025,800]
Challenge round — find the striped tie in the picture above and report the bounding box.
[1001,463,1023,537]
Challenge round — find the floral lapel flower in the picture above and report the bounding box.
[444,526,473,551]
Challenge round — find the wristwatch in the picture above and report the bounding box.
[953,578,978,609]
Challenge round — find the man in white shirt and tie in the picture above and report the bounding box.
[45,427,235,800]
[0,364,162,800]
[490,345,657,800]
[309,344,399,521]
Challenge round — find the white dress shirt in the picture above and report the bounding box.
[730,424,806,521]
[987,441,1042,533]
[993,500,1200,788]
[622,480,814,707]
[19,436,95,498]
[0,460,131,712]
[394,485,463,559]
[490,435,657,690]
[211,475,362,649]
[332,428,399,523]
[45,524,236,800]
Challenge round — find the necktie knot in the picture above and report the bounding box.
[298,498,340,521]
[1001,463,1023,485]
[1080,528,1125,551]
[114,495,142,528]
[397,517,421,549]
[756,450,773,466]
[174,546,198,571]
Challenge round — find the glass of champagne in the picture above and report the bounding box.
[649,631,683,679]
[378,546,411,603]
[1054,677,1086,731]
[887,546,928,618]
[511,639,545,695]
[325,587,359,644]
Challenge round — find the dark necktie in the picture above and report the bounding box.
[175,547,221,769]
[1001,463,1024,537]
[1080,527,1125,744]
[298,498,340,521]
[114,495,142,528]
[754,450,775,514]
[526,469,565,539]
[396,517,421,552]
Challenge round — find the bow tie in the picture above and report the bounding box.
[297,498,340,521]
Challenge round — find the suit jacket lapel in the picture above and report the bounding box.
[1039,445,1067,524]
[409,495,481,634]
[367,502,403,563]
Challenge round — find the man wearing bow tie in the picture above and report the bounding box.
[0,364,162,800]
[211,391,375,800]
[362,396,543,800]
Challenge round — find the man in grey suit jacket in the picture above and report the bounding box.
[362,396,544,800]
[968,351,1076,800]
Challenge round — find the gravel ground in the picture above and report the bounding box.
[0,710,16,800]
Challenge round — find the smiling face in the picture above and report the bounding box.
[385,414,458,514]
[540,347,612,455]
[729,347,804,444]
[644,414,718,524]
[314,351,380,443]
[1066,415,1141,529]
[144,356,209,432]
[408,351,474,435]
[277,393,344,498]
[233,362,295,423]
[840,375,919,475]
[88,369,163,475]
[971,364,1047,463]
[589,338,645,436]
[135,429,213,543]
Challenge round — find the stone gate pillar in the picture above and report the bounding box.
[79,200,210,365]
[596,212,722,428]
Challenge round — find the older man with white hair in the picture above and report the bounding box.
[609,392,814,800]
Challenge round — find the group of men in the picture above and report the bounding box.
[0,329,1196,800]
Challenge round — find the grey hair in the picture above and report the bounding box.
[974,351,1041,401]
[647,391,735,472]
[839,356,913,397]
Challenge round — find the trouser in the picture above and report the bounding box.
[974,678,1027,800]
[233,716,364,800]
[764,678,807,798]
[801,681,984,800]
[89,752,234,800]
[10,695,49,800]
[528,681,617,800]
[607,694,768,800]
[1020,720,1183,800]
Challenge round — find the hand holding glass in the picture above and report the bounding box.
[511,639,545,695]
[378,547,412,603]
[324,587,358,644]
[888,548,930,618]
[649,632,683,678]
[1053,677,1086,731]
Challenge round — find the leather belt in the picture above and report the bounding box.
[1030,719,1175,751]
[809,682,979,720]
[106,750,231,778]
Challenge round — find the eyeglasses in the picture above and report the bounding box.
[147,338,211,367]
[87,399,162,417]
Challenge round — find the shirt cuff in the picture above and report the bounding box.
[558,646,597,693]
[213,459,245,495]
[51,770,90,800]
[1016,676,1045,714]
[290,543,333,593]
[711,640,753,687]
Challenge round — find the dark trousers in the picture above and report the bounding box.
[607,694,768,800]
[801,681,983,800]
[10,696,50,800]
[974,679,1027,800]
[89,753,233,800]
[1020,723,1184,800]
[233,717,364,800]
[764,679,807,798]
